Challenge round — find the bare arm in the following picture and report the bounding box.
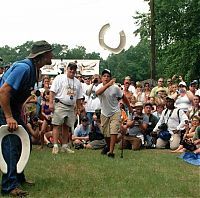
[49,91,55,112]
[0,83,18,130]
[96,79,115,96]
[122,94,133,113]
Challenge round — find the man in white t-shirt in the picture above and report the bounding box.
[96,69,133,158]
[50,62,83,154]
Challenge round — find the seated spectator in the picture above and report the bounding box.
[193,126,200,154]
[153,103,165,120]
[26,114,41,145]
[172,116,200,153]
[120,102,148,150]
[39,90,53,148]
[153,96,188,150]
[186,95,200,120]
[144,103,159,148]
[85,111,106,149]
[72,115,91,149]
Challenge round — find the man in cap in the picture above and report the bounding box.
[72,115,90,149]
[49,62,83,154]
[153,96,188,150]
[0,40,53,196]
[96,69,133,158]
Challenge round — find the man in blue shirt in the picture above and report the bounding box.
[72,115,91,149]
[0,40,53,197]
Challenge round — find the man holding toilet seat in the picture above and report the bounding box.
[0,40,53,197]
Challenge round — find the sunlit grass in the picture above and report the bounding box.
[1,146,200,198]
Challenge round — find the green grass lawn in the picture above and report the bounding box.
[1,146,200,198]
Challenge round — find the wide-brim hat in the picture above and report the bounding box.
[134,102,143,108]
[156,87,166,93]
[27,40,53,59]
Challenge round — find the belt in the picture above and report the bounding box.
[54,98,72,106]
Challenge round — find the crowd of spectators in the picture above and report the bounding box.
[15,68,199,156]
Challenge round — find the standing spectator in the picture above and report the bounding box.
[168,83,178,100]
[150,78,167,98]
[39,75,50,97]
[188,80,198,96]
[175,81,193,112]
[122,79,135,114]
[121,76,136,95]
[85,74,101,123]
[134,81,145,103]
[96,69,132,158]
[49,62,83,154]
[0,40,53,196]
[143,82,151,103]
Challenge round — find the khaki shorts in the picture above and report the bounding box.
[101,111,121,137]
[52,102,76,128]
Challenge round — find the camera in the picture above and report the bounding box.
[134,116,142,121]
[158,123,168,131]
[93,79,98,84]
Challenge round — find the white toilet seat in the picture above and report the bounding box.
[0,125,30,174]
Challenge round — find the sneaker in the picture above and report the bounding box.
[101,146,109,155]
[52,146,59,154]
[47,142,54,148]
[107,152,115,158]
[60,147,75,154]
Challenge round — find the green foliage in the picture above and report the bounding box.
[104,39,150,82]
[0,42,102,67]
[134,0,200,81]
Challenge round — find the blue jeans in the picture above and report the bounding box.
[0,109,31,194]
[1,135,26,193]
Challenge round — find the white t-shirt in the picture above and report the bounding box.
[85,84,101,112]
[50,74,83,105]
[96,83,123,117]
[195,89,200,96]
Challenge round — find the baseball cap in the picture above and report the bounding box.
[81,115,89,122]
[102,69,111,76]
[178,81,187,87]
[190,80,198,86]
